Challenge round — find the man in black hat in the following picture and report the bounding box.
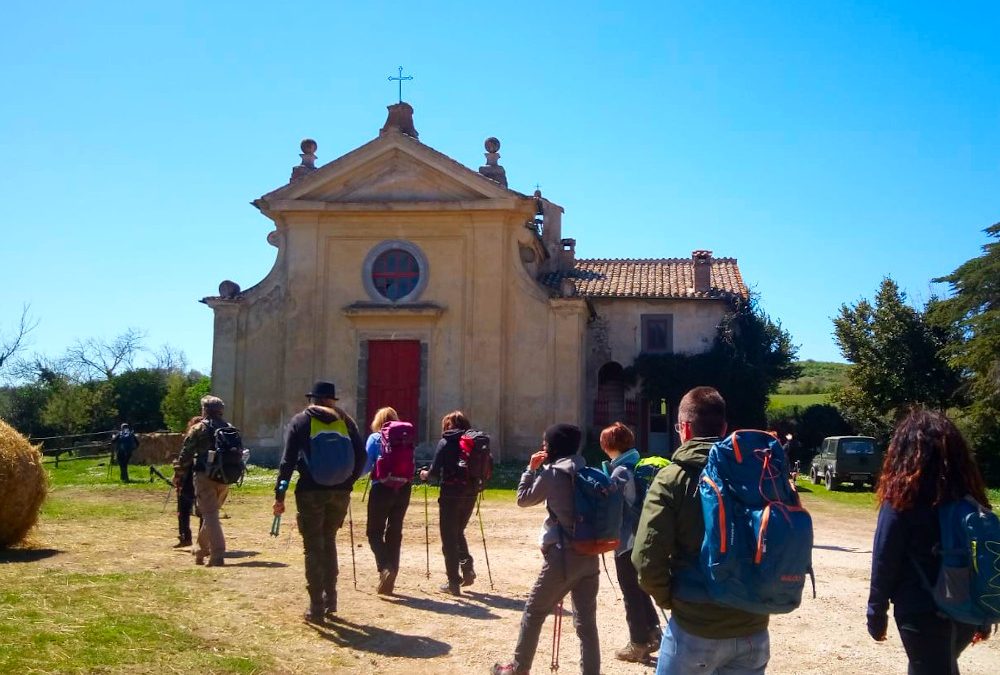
[273,381,366,624]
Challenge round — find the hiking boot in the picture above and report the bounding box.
[491,662,529,675]
[460,561,476,587]
[194,552,205,565]
[206,558,225,567]
[646,626,663,654]
[323,591,337,617]
[439,582,461,596]
[174,537,192,548]
[615,641,654,663]
[304,604,325,626]
[376,569,393,595]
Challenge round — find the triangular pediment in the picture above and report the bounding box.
[261,132,519,205]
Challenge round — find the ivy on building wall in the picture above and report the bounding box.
[627,295,799,430]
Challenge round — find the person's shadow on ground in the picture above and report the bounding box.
[461,590,526,611]
[309,616,451,658]
[384,592,499,620]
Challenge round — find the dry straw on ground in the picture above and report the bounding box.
[0,419,48,547]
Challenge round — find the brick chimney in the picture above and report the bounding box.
[380,102,419,139]
[692,250,712,294]
[560,238,577,271]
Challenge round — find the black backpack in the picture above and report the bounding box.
[460,430,494,492]
[203,422,247,485]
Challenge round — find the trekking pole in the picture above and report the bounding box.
[161,486,174,513]
[270,514,282,537]
[601,553,620,602]
[361,476,371,503]
[476,492,494,590]
[424,474,430,579]
[347,497,357,590]
[550,598,563,672]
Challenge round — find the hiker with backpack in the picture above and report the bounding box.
[633,387,773,675]
[492,423,608,675]
[599,421,662,663]
[272,381,366,624]
[867,408,996,674]
[360,406,415,595]
[174,396,234,567]
[419,410,479,596]
[112,423,139,483]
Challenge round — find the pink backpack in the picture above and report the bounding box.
[373,421,416,489]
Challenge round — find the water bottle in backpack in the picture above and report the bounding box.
[204,423,247,485]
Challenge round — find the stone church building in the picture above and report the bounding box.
[203,103,747,463]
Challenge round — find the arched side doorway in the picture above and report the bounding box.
[594,362,626,429]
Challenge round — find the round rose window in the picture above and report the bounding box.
[371,249,421,301]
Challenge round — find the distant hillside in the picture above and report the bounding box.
[777,360,851,395]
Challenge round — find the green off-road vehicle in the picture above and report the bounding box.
[809,436,881,491]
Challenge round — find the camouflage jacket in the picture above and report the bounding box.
[177,418,225,473]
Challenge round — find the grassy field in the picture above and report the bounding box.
[767,392,832,410]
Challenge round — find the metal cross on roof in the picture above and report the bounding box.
[388,66,413,103]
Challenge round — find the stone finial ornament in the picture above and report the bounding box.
[290,139,318,182]
[218,280,241,299]
[478,136,508,187]
[380,102,419,138]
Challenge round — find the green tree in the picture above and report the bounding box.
[112,368,167,432]
[833,277,961,443]
[161,372,210,432]
[41,380,117,435]
[928,222,1000,480]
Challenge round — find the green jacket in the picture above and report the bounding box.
[631,437,769,639]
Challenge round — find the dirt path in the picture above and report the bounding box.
[18,488,1000,674]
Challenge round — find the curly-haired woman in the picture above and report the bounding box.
[867,408,993,674]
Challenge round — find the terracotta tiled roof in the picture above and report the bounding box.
[538,258,748,300]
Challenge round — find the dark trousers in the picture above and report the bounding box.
[439,491,477,585]
[117,450,131,482]
[896,612,977,675]
[615,549,660,644]
[366,481,412,573]
[296,489,351,605]
[513,546,601,675]
[177,469,196,543]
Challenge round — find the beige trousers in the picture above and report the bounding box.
[193,472,229,562]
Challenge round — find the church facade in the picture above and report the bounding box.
[203,104,747,463]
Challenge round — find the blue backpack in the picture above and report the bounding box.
[915,497,1000,626]
[302,416,355,486]
[696,430,815,614]
[560,465,624,555]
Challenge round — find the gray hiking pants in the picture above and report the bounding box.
[512,545,600,675]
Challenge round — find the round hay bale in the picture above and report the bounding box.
[0,419,48,548]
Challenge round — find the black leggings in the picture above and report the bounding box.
[895,612,977,675]
[366,481,412,573]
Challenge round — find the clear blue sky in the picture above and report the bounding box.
[2,1,998,375]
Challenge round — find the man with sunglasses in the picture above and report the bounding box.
[632,387,770,675]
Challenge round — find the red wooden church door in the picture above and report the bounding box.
[366,340,421,435]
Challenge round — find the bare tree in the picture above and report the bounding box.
[0,305,38,375]
[64,328,146,380]
[152,344,188,373]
